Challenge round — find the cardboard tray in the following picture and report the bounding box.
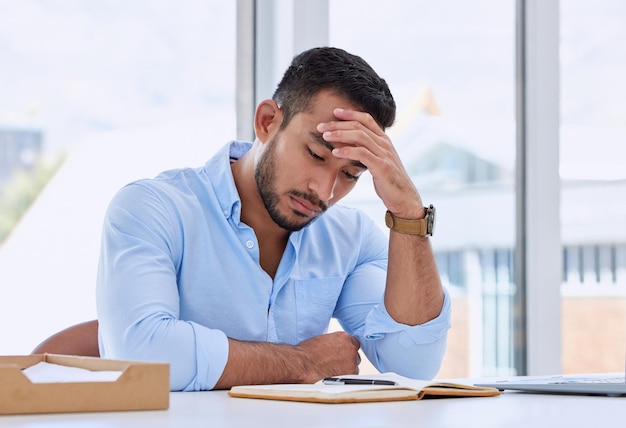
[0,354,169,415]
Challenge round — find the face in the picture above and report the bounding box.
[254,92,367,231]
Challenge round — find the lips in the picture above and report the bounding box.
[290,196,322,217]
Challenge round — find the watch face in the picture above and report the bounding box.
[426,204,436,236]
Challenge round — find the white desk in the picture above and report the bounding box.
[1,388,625,427]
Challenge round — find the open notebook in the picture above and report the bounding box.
[475,370,626,397]
[229,372,500,403]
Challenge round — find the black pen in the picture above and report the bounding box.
[322,377,397,386]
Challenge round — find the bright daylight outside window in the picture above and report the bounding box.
[0,0,236,354]
[330,0,516,378]
[559,0,626,374]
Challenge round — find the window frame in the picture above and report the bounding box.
[236,0,563,376]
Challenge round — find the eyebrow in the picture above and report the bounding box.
[309,132,368,170]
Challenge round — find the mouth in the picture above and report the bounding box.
[290,195,323,218]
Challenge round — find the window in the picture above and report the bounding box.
[329,0,516,377]
[0,0,236,354]
[560,0,626,373]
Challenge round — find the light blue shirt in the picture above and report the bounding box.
[96,141,451,391]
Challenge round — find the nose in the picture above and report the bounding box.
[310,171,339,202]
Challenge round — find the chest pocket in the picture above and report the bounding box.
[294,277,344,342]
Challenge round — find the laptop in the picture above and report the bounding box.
[475,371,626,396]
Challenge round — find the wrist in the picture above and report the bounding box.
[389,206,426,220]
[292,344,317,383]
[387,198,425,220]
[385,204,436,237]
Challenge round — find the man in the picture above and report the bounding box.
[96,47,451,391]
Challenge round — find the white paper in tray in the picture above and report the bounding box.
[22,361,123,383]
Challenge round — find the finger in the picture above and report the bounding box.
[317,109,388,151]
[321,125,392,171]
[333,144,404,186]
[318,121,379,151]
[332,108,386,137]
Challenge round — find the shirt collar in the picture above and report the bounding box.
[204,141,252,223]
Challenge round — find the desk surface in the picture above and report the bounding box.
[1,387,625,427]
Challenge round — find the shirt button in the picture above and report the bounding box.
[246,240,254,249]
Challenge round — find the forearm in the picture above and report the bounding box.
[384,231,444,325]
[213,340,307,389]
[213,332,361,389]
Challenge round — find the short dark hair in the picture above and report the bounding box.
[272,47,396,130]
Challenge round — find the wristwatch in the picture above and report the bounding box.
[385,204,436,237]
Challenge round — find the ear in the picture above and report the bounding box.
[254,100,283,143]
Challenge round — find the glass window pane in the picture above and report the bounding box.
[560,0,626,374]
[329,0,516,378]
[0,0,236,354]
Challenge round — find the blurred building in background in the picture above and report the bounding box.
[0,125,43,186]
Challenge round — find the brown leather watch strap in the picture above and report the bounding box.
[384,210,428,236]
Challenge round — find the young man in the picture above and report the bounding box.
[96,47,451,391]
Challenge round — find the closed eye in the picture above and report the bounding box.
[307,147,324,162]
[343,170,360,181]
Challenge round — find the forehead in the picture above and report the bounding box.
[300,90,357,122]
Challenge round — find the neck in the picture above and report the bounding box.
[230,144,290,240]
[231,146,290,279]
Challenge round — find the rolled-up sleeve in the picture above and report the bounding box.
[96,183,228,391]
[361,288,451,380]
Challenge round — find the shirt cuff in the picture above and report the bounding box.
[182,322,229,391]
[363,286,451,347]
